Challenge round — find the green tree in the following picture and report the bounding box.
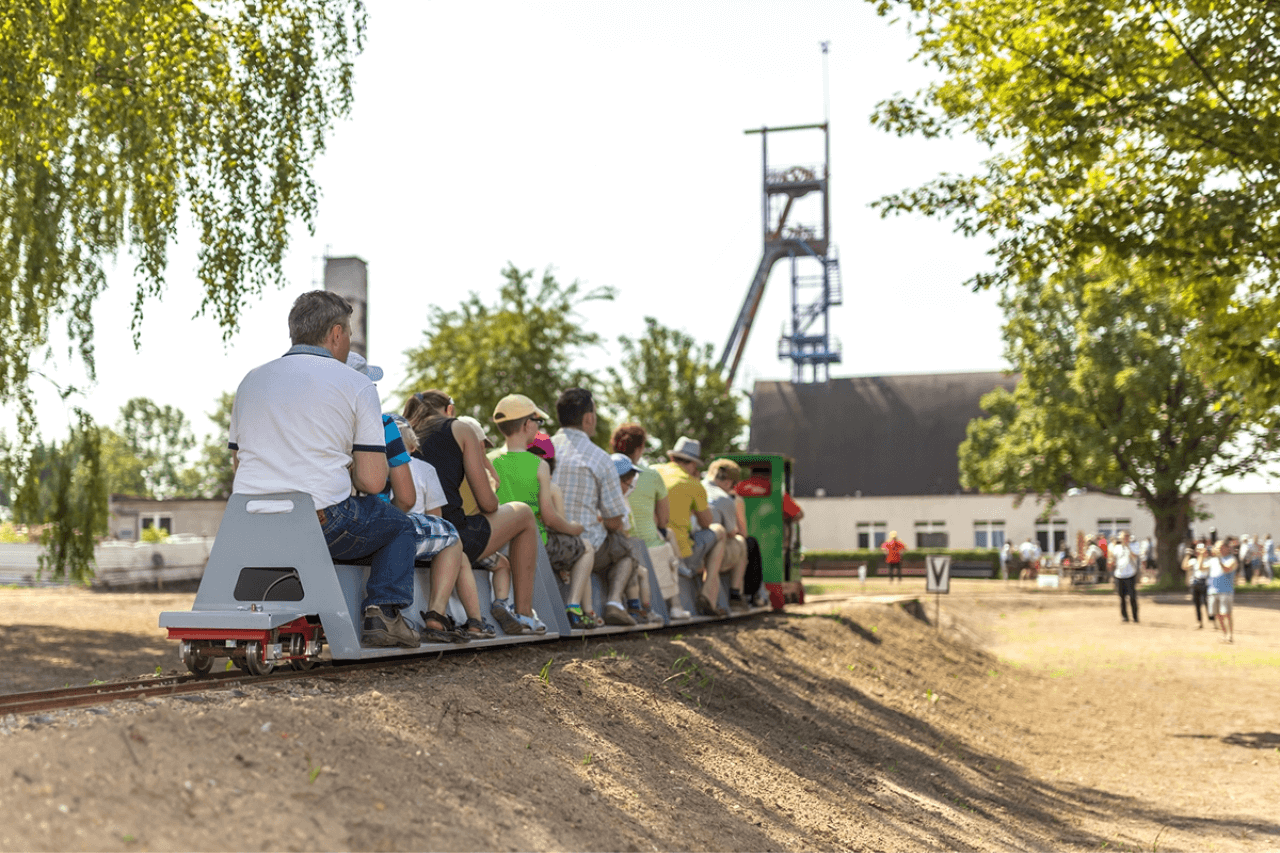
[99,427,149,497]
[869,0,1280,404]
[399,264,616,444]
[604,317,746,457]
[117,397,197,499]
[958,256,1274,586]
[0,1,365,577]
[5,412,108,582]
[175,391,236,499]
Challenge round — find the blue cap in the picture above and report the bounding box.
[611,453,638,478]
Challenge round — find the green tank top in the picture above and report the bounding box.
[489,449,546,542]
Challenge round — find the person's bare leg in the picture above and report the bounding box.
[607,556,635,605]
[637,562,652,610]
[568,541,595,608]
[451,552,483,622]
[700,526,727,600]
[480,502,539,616]
[728,535,748,590]
[427,541,464,617]
[489,554,512,602]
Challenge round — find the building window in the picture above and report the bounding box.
[973,520,1005,549]
[141,516,173,534]
[1097,518,1131,540]
[915,520,948,549]
[1036,518,1069,553]
[857,521,887,549]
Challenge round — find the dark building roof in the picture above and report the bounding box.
[749,372,1019,497]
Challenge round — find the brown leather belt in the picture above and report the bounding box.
[316,507,327,525]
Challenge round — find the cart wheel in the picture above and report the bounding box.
[180,641,213,677]
[289,659,318,671]
[242,641,275,676]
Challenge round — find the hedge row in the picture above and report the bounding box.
[800,549,1000,571]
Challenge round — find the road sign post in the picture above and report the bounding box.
[925,554,951,630]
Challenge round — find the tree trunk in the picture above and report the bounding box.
[1149,494,1191,588]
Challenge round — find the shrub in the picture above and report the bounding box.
[140,526,170,543]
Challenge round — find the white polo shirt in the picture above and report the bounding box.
[229,350,385,510]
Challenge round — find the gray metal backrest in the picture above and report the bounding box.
[190,492,363,655]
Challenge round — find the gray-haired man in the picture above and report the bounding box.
[229,290,418,648]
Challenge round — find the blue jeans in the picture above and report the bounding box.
[319,494,415,611]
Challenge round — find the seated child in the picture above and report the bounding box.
[518,431,599,629]
[389,416,495,641]
[610,453,657,624]
[489,395,599,629]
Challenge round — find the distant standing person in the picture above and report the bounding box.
[1207,538,1237,642]
[1018,536,1041,581]
[881,532,906,583]
[1109,530,1140,624]
[1184,540,1209,629]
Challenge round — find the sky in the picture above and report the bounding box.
[12,1,1275,492]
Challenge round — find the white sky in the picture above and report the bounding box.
[11,1,1275,492]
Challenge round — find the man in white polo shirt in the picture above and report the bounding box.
[228,290,418,648]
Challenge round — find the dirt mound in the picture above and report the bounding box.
[2,588,1278,851]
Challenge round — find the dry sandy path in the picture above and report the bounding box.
[0,581,1277,851]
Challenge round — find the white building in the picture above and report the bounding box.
[796,491,1280,555]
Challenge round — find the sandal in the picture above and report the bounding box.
[419,609,468,644]
[567,608,599,630]
[464,616,496,638]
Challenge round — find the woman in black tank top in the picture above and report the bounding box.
[404,391,543,633]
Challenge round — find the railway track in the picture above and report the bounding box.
[0,652,444,718]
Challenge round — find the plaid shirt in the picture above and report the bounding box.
[551,427,629,549]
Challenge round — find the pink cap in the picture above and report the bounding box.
[527,432,555,459]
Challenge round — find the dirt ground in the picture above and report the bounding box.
[1,580,1279,852]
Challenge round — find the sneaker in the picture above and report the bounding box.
[728,593,749,612]
[677,563,694,579]
[362,606,420,648]
[603,603,636,626]
[668,605,692,620]
[490,599,526,635]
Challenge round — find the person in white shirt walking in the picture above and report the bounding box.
[1109,530,1140,623]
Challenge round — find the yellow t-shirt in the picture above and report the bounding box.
[654,461,708,558]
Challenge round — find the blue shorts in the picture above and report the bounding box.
[409,513,460,561]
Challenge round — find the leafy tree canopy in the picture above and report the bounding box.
[605,317,746,458]
[870,0,1280,404]
[0,0,365,578]
[117,397,196,499]
[175,391,236,500]
[398,264,617,446]
[959,255,1276,584]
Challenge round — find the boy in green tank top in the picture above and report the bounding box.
[490,394,599,629]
